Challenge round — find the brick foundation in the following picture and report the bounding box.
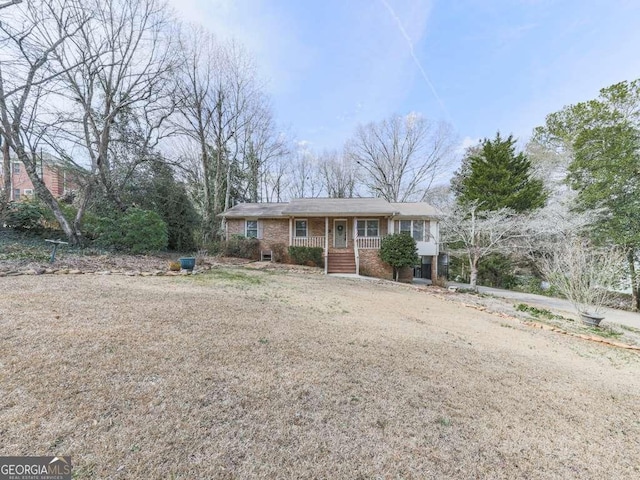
[357,249,393,280]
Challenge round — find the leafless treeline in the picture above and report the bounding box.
[0,0,456,243]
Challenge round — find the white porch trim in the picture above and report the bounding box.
[288,217,293,246]
[324,217,329,274]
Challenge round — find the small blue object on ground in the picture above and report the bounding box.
[179,257,196,272]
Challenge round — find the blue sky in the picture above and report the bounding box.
[169,0,640,160]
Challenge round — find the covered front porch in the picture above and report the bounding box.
[287,216,387,250]
[287,216,388,274]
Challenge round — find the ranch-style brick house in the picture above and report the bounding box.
[220,197,445,281]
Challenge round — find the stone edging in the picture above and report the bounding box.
[0,265,216,277]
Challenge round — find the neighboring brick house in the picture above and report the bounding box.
[0,153,75,201]
[220,197,443,281]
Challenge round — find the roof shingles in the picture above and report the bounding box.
[220,198,438,218]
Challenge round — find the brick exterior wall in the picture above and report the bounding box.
[0,160,74,200]
[226,218,291,262]
[357,249,392,279]
[224,216,415,282]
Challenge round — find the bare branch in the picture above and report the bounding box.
[346,113,456,201]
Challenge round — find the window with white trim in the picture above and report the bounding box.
[295,219,308,237]
[245,220,258,238]
[24,189,33,196]
[357,219,379,237]
[12,162,20,174]
[400,220,426,241]
[413,220,424,242]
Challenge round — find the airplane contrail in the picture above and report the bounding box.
[380,0,453,124]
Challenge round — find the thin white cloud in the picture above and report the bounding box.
[379,0,452,125]
[167,0,440,151]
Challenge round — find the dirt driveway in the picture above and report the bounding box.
[1,268,639,479]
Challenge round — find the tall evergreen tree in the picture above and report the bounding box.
[534,80,640,310]
[453,133,547,212]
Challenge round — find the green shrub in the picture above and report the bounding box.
[120,209,168,253]
[4,200,48,232]
[477,253,517,289]
[379,233,419,281]
[94,208,168,253]
[288,246,324,267]
[223,234,260,259]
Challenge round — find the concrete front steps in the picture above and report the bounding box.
[327,250,356,274]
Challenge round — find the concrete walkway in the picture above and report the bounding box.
[447,282,640,331]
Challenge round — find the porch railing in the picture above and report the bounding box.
[356,236,382,249]
[292,236,326,248]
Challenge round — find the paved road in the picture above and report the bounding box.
[447,282,640,331]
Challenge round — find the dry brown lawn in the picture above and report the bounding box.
[1,268,639,479]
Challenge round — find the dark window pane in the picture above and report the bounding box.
[246,220,258,238]
[413,220,424,241]
[295,220,307,237]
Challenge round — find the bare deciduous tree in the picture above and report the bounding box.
[174,29,283,237]
[261,153,290,203]
[288,145,322,199]
[318,150,358,198]
[538,239,627,318]
[50,0,178,216]
[0,0,22,11]
[440,201,523,290]
[240,104,288,203]
[346,113,456,202]
[0,0,88,242]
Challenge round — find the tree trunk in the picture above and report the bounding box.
[199,144,213,242]
[628,248,639,312]
[394,267,399,282]
[2,137,10,205]
[15,146,81,244]
[469,259,479,291]
[73,179,94,236]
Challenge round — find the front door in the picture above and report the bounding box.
[334,220,347,248]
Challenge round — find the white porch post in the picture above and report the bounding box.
[324,216,329,274]
[388,217,395,234]
[354,216,358,275]
[289,217,293,246]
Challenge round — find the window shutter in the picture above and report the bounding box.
[257,220,264,239]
